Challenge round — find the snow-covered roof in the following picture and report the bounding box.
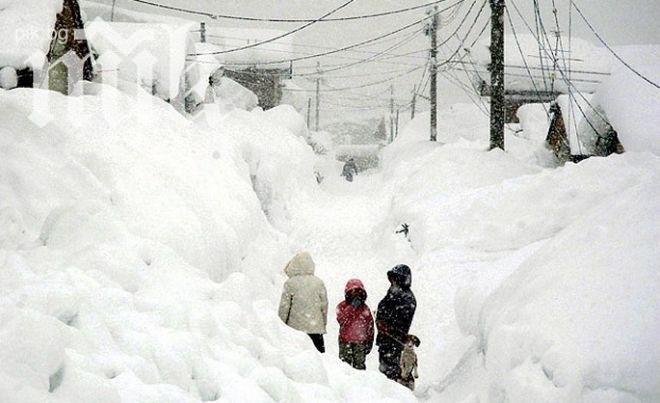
[81,0,189,25]
[594,61,660,156]
[86,20,197,100]
[473,34,609,93]
[553,45,660,156]
[0,0,63,71]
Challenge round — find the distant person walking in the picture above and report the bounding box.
[336,279,374,370]
[341,158,358,182]
[278,252,329,353]
[376,264,417,381]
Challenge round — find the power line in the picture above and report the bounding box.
[191,30,424,80]
[287,65,425,93]
[452,60,610,76]
[188,0,357,55]
[206,29,423,69]
[569,0,659,89]
[122,0,456,22]
[295,30,424,77]
[508,0,607,142]
[504,6,549,115]
[207,31,429,61]
[189,0,466,60]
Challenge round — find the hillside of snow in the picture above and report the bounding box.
[0,85,415,402]
[371,103,659,402]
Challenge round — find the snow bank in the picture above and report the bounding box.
[263,104,309,138]
[0,0,62,71]
[0,86,414,401]
[195,105,317,232]
[595,64,660,155]
[461,166,659,402]
[377,102,659,400]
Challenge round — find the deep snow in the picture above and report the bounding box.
[1,60,658,403]
[0,85,415,402]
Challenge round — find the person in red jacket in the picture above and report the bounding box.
[336,279,374,370]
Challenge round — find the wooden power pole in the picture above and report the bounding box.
[306,98,312,129]
[489,0,505,150]
[315,62,321,131]
[395,108,400,139]
[200,22,206,43]
[411,85,417,119]
[428,6,439,141]
[389,84,395,142]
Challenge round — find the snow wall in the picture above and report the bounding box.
[0,85,414,402]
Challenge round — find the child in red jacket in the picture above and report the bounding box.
[336,279,374,370]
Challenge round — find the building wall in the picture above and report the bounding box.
[224,68,285,110]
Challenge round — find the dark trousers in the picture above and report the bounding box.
[378,343,403,380]
[308,334,325,353]
[339,342,367,370]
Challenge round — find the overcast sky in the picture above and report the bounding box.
[95,0,660,123]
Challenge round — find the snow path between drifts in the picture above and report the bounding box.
[283,167,539,401]
[285,171,419,392]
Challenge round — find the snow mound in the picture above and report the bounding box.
[195,105,317,232]
[0,66,18,90]
[0,86,415,401]
[262,104,310,139]
[462,172,659,402]
[377,103,659,401]
[0,0,63,71]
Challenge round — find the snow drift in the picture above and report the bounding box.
[0,86,414,402]
[376,102,660,402]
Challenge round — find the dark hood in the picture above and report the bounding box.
[387,264,412,289]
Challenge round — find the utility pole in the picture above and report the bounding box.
[395,108,400,139]
[111,0,117,21]
[306,98,312,129]
[389,84,395,142]
[315,61,321,131]
[427,5,439,141]
[200,22,207,43]
[411,85,417,120]
[489,0,505,150]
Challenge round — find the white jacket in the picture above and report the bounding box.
[278,252,328,334]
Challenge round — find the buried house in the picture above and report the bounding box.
[544,45,660,163]
[197,27,294,110]
[545,96,623,164]
[471,34,609,123]
[85,21,203,114]
[0,0,93,94]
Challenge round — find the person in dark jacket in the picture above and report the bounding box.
[376,264,417,381]
[336,279,374,370]
[341,158,358,182]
